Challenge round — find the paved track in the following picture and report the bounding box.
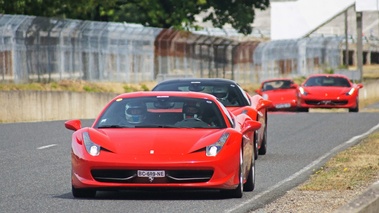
[1,112,379,213]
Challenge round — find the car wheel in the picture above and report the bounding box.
[243,153,255,191]
[253,131,259,160]
[349,98,359,113]
[222,149,243,198]
[297,107,309,112]
[258,125,267,155]
[72,185,96,198]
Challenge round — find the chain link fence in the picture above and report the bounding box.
[1,14,378,84]
[0,14,162,83]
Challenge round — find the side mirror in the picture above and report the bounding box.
[356,83,363,89]
[257,99,273,111]
[255,89,261,95]
[242,120,262,133]
[65,119,82,131]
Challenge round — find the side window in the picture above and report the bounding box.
[219,103,234,127]
[236,85,250,106]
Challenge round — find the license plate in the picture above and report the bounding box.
[137,170,165,178]
[275,103,291,109]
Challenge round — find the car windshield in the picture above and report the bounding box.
[304,76,351,87]
[95,96,227,129]
[153,82,249,107]
[262,80,293,91]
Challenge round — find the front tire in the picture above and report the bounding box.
[221,149,243,198]
[297,107,309,112]
[253,131,259,160]
[258,125,267,155]
[243,153,255,191]
[349,98,359,113]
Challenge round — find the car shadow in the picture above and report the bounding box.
[56,189,230,200]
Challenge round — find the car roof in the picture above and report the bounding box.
[306,74,349,79]
[156,78,239,86]
[261,78,294,83]
[114,91,218,101]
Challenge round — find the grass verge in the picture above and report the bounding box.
[299,131,379,191]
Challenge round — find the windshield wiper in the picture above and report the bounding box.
[134,125,176,128]
[98,124,130,128]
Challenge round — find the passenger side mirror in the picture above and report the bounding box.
[65,119,82,131]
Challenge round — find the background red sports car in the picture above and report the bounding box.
[255,78,298,111]
[297,74,363,112]
[65,91,261,198]
[152,78,272,160]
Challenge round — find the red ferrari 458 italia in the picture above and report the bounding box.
[65,91,262,198]
[255,78,298,111]
[152,78,272,160]
[297,74,363,112]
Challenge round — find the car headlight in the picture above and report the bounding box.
[346,88,355,96]
[262,94,269,100]
[299,87,308,95]
[206,132,229,157]
[83,132,100,156]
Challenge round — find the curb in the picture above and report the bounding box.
[335,180,379,213]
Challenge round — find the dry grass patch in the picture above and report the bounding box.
[0,80,155,94]
[299,131,379,191]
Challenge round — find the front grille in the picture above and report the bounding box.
[91,169,213,183]
[166,170,213,182]
[92,170,136,182]
[305,100,348,106]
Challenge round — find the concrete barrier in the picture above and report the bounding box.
[0,91,117,123]
[0,80,378,123]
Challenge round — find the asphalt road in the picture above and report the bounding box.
[1,112,379,213]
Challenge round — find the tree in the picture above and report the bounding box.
[0,0,117,20]
[202,0,271,35]
[0,0,270,35]
[109,0,270,35]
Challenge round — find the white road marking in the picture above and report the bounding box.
[37,144,57,150]
[227,122,379,213]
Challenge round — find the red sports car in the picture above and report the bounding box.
[297,74,363,112]
[152,78,272,160]
[65,91,262,198]
[255,78,298,111]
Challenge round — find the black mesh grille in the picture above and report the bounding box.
[91,169,213,183]
[305,100,348,106]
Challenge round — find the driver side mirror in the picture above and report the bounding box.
[242,120,262,133]
[257,99,273,111]
[255,89,262,95]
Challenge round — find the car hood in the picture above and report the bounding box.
[88,128,224,155]
[304,86,350,96]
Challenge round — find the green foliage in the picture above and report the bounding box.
[1,0,270,35]
[0,0,117,20]
[82,84,110,93]
[338,64,349,69]
[123,84,139,93]
[323,68,334,74]
[83,85,97,92]
[140,84,149,91]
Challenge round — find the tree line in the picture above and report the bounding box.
[1,0,270,35]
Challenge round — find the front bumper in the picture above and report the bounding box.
[71,149,241,190]
[298,96,357,109]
